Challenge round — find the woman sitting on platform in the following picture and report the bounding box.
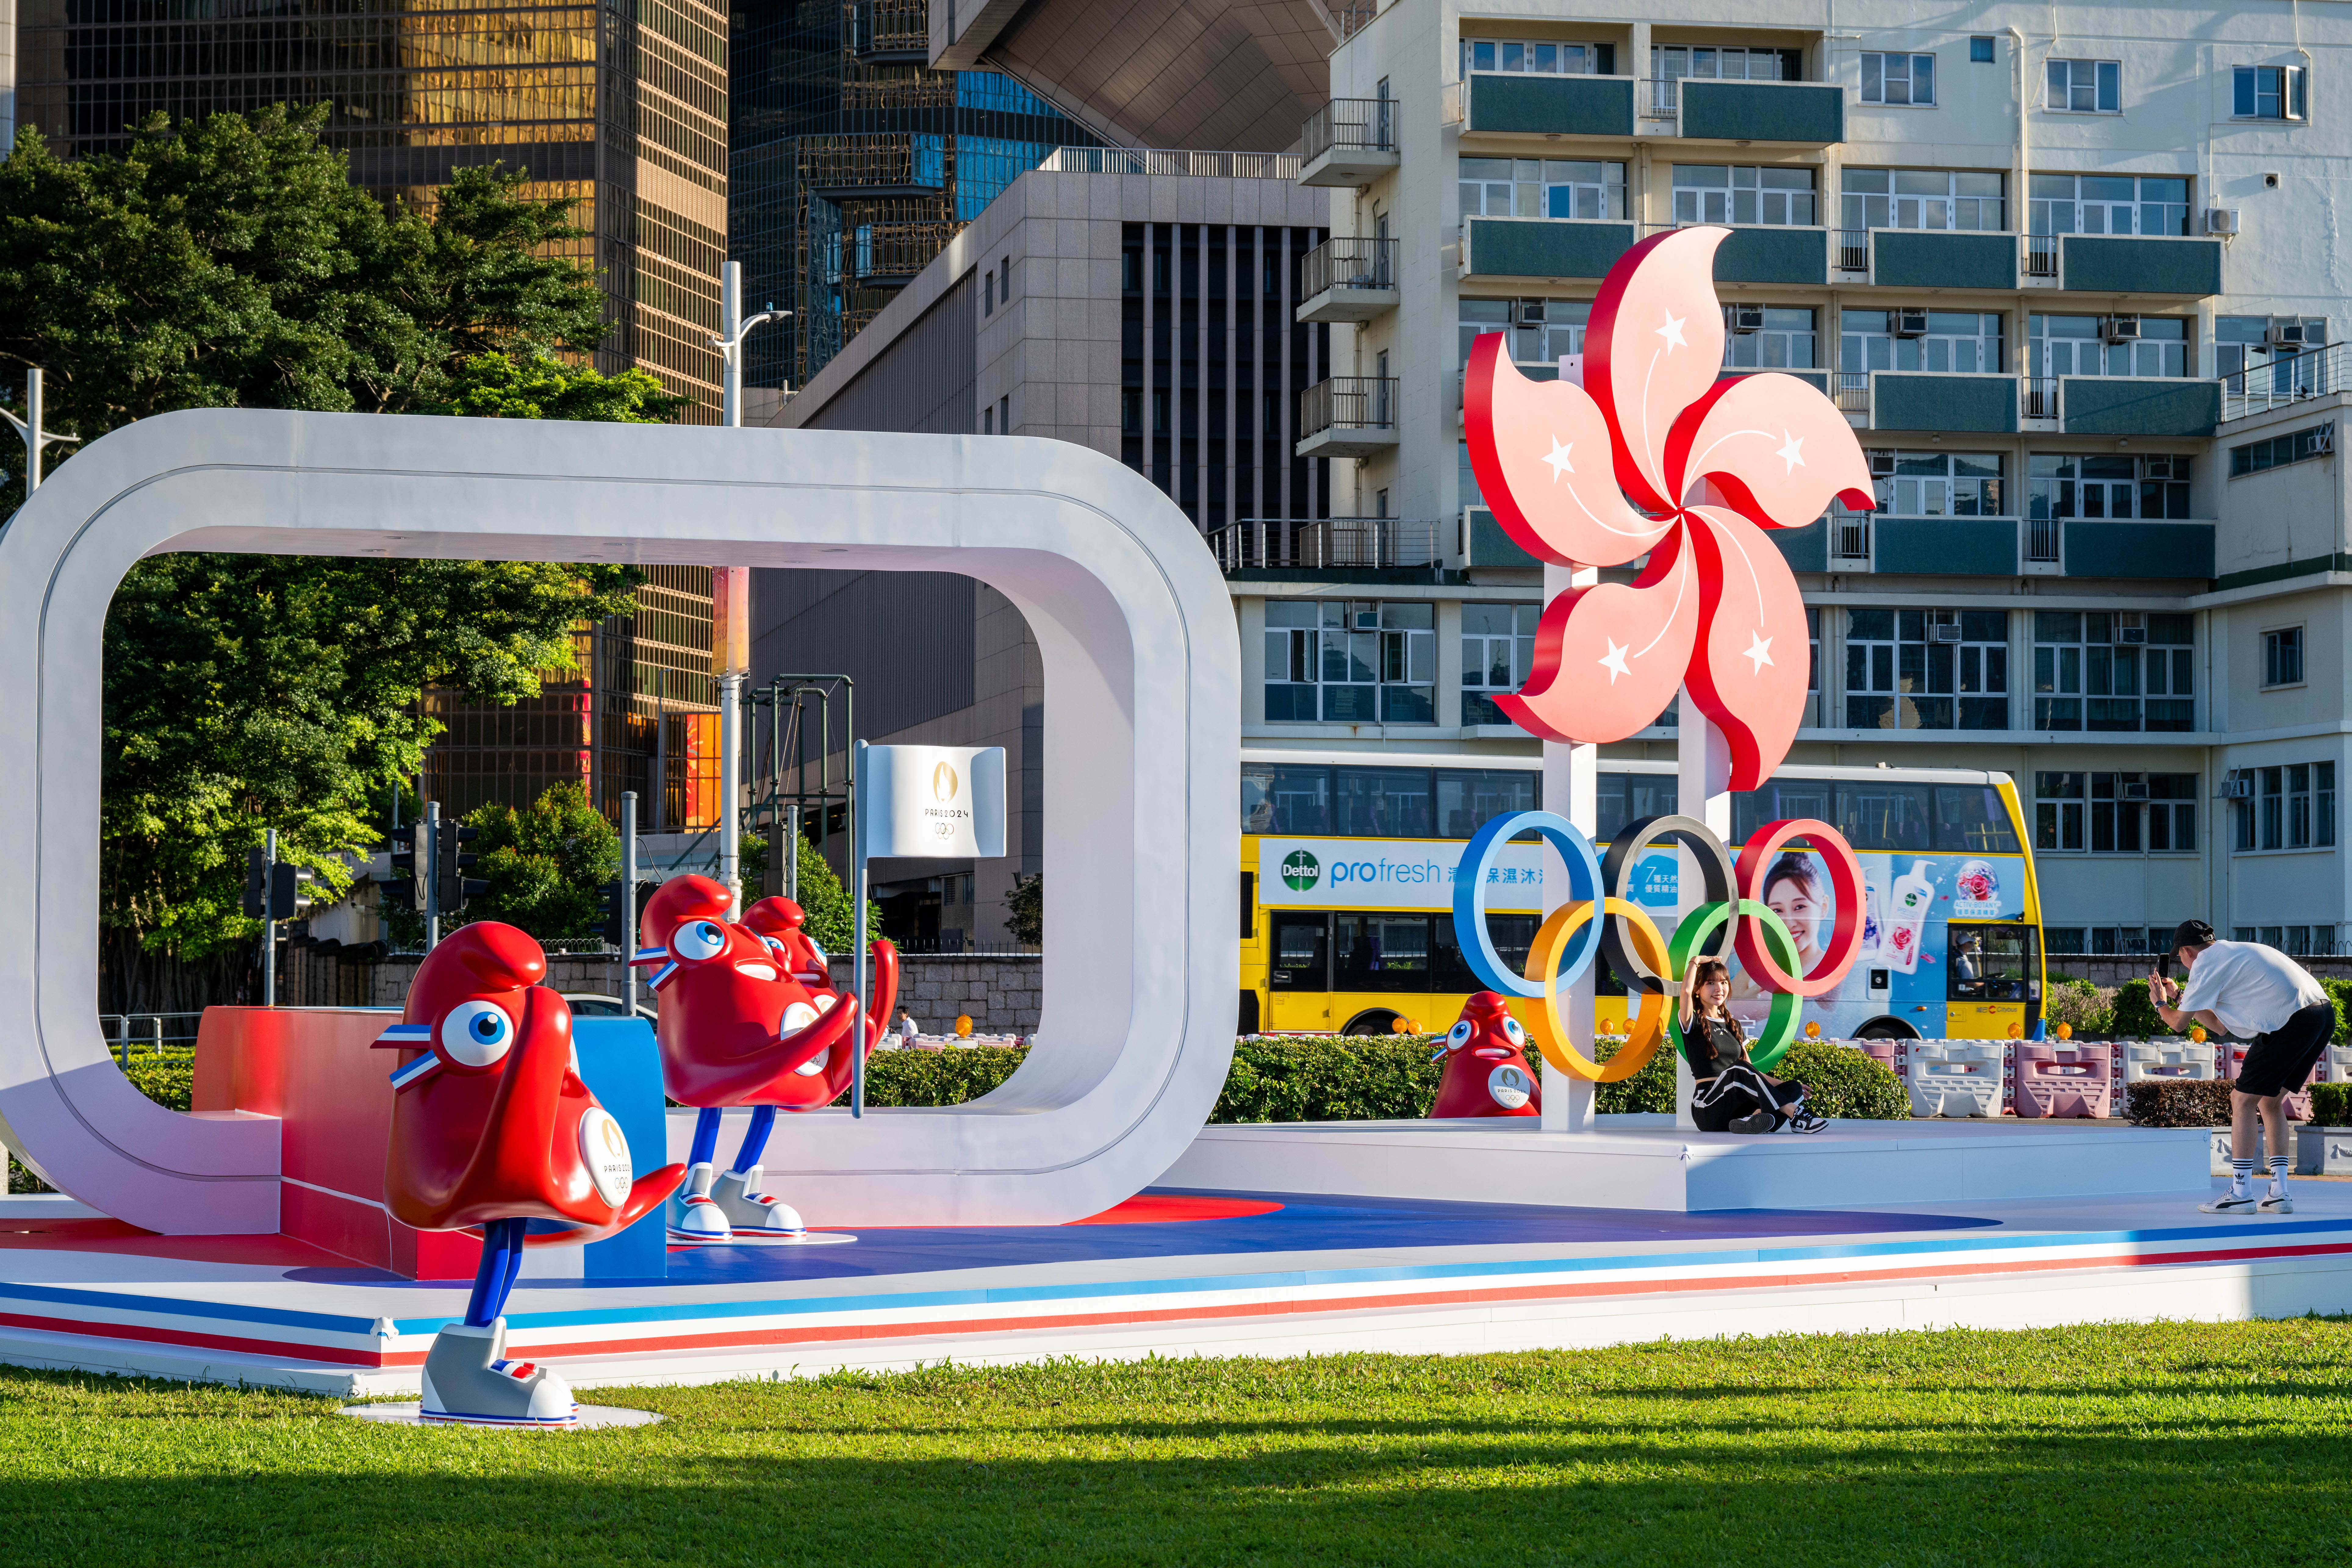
[1679,957,1827,1135]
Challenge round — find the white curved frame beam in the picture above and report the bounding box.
[0,410,1238,1232]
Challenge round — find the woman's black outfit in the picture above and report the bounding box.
[1682,1013,1808,1133]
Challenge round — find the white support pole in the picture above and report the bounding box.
[620,791,639,1016]
[850,739,868,1119]
[712,567,750,910]
[720,262,742,429]
[1541,565,1600,1133]
[1674,692,1735,1129]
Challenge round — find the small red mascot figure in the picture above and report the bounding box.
[630,876,896,1245]
[375,922,684,1426]
[1427,992,1543,1119]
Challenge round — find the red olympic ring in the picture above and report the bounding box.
[1733,817,1864,998]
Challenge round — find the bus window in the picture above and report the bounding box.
[1435,913,1537,992]
[1336,767,1434,837]
[1834,780,1932,852]
[1243,765,1331,834]
[1269,913,1330,990]
[1933,784,2023,853]
[1949,925,2033,1002]
[1336,913,1434,992]
[1733,779,1834,841]
[1436,769,1537,837]
[1597,772,1678,840]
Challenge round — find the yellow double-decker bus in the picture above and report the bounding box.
[1239,752,2046,1042]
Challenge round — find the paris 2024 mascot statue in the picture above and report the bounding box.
[375,923,684,1426]
[631,875,899,1244]
[1428,992,1543,1119]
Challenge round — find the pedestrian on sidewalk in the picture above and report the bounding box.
[2150,919,2333,1215]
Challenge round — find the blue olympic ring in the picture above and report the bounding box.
[1452,809,1604,1000]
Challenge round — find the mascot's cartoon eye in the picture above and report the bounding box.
[805,940,830,968]
[1503,1017,1527,1044]
[762,936,787,956]
[440,1001,514,1067]
[1446,1021,1473,1047]
[673,920,727,961]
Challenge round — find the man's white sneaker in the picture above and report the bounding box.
[2199,1192,2259,1214]
[2260,1192,2295,1214]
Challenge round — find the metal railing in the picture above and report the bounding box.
[97,1012,207,1066]
[1833,229,1869,272]
[848,0,927,58]
[2222,341,2343,420]
[1832,372,1869,415]
[799,134,943,195]
[1830,513,1871,562]
[2023,377,2059,419]
[1641,78,1679,119]
[1208,518,1440,570]
[1301,97,1396,163]
[853,221,953,283]
[1297,375,1398,439]
[2026,517,2061,564]
[2023,233,2059,278]
[1036,145,1301,180]
[1299,235,1397,297]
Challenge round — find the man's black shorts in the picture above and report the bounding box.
[2235,999,2336,1098]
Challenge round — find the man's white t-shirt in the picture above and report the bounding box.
[2176,941,2329,1039]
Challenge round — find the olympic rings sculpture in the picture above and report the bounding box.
[1451,811,1865,1081]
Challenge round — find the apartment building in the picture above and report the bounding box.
[1270,0,2352,956]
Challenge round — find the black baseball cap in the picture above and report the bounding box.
[2170,919,2216,953]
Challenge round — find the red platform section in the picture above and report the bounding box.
[194,1007,480,1280]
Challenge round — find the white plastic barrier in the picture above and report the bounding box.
[1906,1041,2003,1118]
[2123,1040,2219,1084]
[2322,1044,2352,1083]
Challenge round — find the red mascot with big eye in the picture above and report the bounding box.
[630,875,897,1245]
[1428,992,1543,1119]
[375,922,684,1427]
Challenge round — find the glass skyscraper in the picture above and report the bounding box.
[728,0,1091,389]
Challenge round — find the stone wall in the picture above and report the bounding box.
[2050,955,2352,985]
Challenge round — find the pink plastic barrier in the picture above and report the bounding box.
[2012,1043,2113,1119]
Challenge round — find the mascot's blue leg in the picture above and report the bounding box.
[465,1217,529,1327]
[688,1106,723,1169]
[731,1104,777,1173]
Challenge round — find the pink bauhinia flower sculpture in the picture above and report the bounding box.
[1464,227,1874,790]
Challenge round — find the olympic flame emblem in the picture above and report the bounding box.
[1464,227,1874,790]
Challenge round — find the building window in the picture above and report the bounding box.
[1862,450,2004,515]
[2033,611,2195,731]
[1671,165,1817,225]
[1264,600,1436,724]
[1860,52,1936,106]
[2232,424,2335,477]
[1970,36,1996,63]
[1000,257,1012,299]
[2029,174,2190,237]
[1842,310,2003,376]
[1725,306,1817,370]
[1121,389,1140,436]
[2028,455,2193,522]
[2233,65,2306,121]
[1844,609,2007,730]
[1840,168,2005,231]
[2247,763,2336,850]
[2029,314,2189,379]
[1462,603,1541,726]
[2046,58,2121,113]
[984,271,993,315]
[1459,296,1589,368]
[1461,39,1614,76]
[983,406,993,434]
[1459,157,1628,220]
[999,394,1010,432]
[1653,45,1801,82]
[2036,774,2198,855]
[2263,626,2305,687]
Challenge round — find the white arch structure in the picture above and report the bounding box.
[0,411,1238,1233]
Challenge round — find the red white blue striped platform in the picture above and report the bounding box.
[6,1165,2352,1397]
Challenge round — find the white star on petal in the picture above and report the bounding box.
[1655,310,1687,351]
[1776,431,1805,474]
[1744,632,1775,674]
[1598,638,1632,683]
[1542,436,1574,482]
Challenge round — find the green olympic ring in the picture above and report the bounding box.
[1665,900,1806,1073]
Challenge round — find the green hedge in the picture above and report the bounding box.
[1776,1040,1911,1120]
[2111,978,2166,1038]
[2324,978,2352,1043]
[2310,1082,2352,1125]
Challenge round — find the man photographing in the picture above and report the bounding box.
[2150,919,2334,1214]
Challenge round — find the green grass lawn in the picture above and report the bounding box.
[5,1321,2352,1565]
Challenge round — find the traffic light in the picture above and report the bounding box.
[598,880,661,947]
[242,845,269,919]
[436,821,488,913]
[383,822,426,914]
[267,862,315,921]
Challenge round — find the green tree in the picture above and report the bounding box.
[1005,873,1042,946]
[789,838,880,955]
[430,351,688,424]
[447,782,620,941]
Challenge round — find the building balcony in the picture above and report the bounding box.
[1038,146,1301,179]
[1639,77,1844,145]
[1208,518,1442,574]
[1460,217,1635,282]
[1806,515,2214,580]
[1833,230,2220,296]
[2041,234,2223,296]
[2222,342,2342,422]
[1450,71,1636,138]
[1296,236,1399,324]
[1640,222,1826,284]
[848,0,928,62]
[1833,228,2019,290]
[1459,508,1542,569]
[1831,371,2215,438]
[1295,376,1400,459]
[1300,99,1399,188]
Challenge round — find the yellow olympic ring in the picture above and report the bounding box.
[1522,898,1672,1082]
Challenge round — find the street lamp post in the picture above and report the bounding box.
[709,262,786,908]
[710,261,789,429]
[1,369,82,493]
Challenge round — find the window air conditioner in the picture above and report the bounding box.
[1728,304,1766,334]
[2222,772,2254,799]
[1354,610,1379,630]
[2311,427,2335,454]
[2123,778,2151,801]
[1928,623,1963,644]
[2268,320,2309,347]
[1893,310,1930,338]
[1868,448,1896,477]
[1515,299,1547,325]
[2116,611,2148,644]
[2102,314,2142,343]
[2205,207,2239,235]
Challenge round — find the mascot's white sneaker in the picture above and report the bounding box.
[419,1319,579,1428]
[666,1161,735,1245]
[712,1167,807,1242]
